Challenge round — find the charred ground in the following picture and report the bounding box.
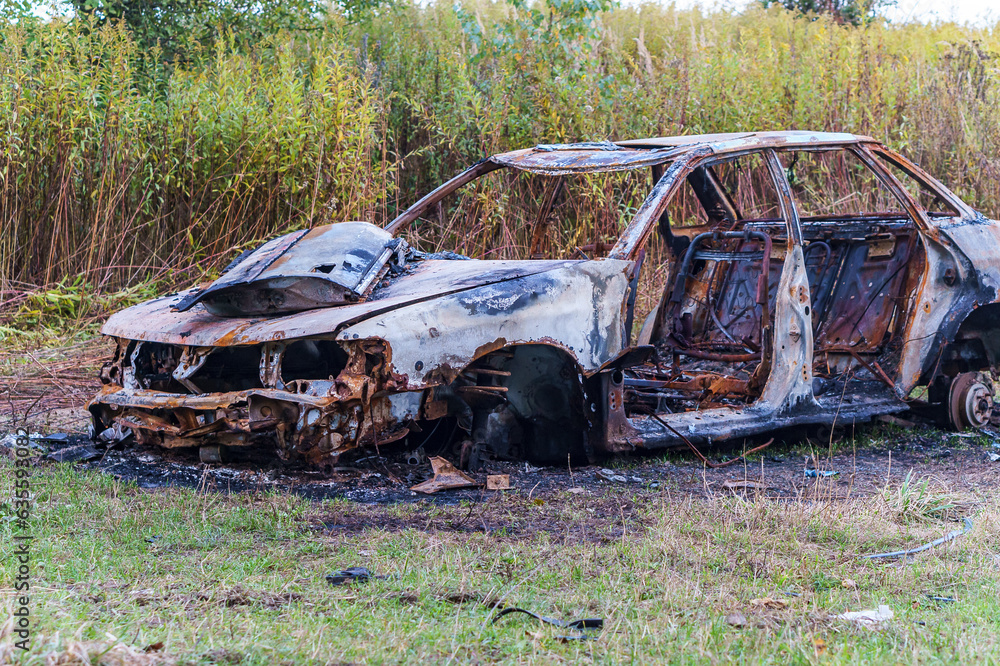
[12,416,1000,507]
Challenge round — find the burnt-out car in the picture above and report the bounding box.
[90,131,1000,466]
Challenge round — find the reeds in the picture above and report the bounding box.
[1,2,998,323]
[0,18,392,316]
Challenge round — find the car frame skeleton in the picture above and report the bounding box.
[90,131,1000,466]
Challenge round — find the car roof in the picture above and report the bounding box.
[616,130,872,149]
[491,131,877,174]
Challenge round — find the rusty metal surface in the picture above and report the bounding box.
[175,222,398,316]
[616,130,868,151]
[338,259,633,382]
[490,144,685,175]
[411,456,478,493]
[102,259,582,347]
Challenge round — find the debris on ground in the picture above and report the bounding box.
[596,468,628,483]
[487,474,510,490]
[722,479,769,491]
[837,605,894,628]
[989,453,1000,462]
[877,414,917,428]
[410,456,478,494]
[748,597,788,610]
[36,432,72,443]
[405,448,426,466]
[491,607,603,641]
[863,517,973,560]
[7,418,996,506]
[325,567,384,586]
[0,432,47,454]
[805,469,839,478]
[47,443,102,463]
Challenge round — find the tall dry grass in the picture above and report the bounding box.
[1,2,999,323]
[0,18,393,316]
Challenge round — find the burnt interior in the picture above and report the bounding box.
[281,340,349,383]
[191,347,265,392]
[623,147,922,416]
[123,339,352,395]
[130,342,188,393]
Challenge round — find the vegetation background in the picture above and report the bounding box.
[0,0,998,334]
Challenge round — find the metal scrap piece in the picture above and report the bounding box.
[486,474,510,490]
[410,456,479,494]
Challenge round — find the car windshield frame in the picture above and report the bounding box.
[384,143,687,258]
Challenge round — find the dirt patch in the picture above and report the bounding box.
[71,583,306,614]
[216,586,304,609]
[382,589,501,607]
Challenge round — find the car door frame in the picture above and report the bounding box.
[611,146,820,414]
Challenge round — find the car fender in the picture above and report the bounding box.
[900,223,999,391]
[335,260,634,387]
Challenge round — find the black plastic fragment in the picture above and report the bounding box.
[491,607,604,640]
[325,567,384,586]
[47,444,101,463]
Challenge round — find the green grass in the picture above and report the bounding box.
[2,462,998,664]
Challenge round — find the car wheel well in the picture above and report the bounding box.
[460,344,589,464]
[941,304,1000,375]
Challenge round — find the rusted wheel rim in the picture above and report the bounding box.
[948,372,993,431]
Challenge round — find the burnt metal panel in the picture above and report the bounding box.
[617,131,867,151]
[337,260,634,381]
[175,222,398,316]
[102,259,584,347]
[490,144,685,175]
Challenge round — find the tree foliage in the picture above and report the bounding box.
[66,0,328,59]
[760,0,895,25]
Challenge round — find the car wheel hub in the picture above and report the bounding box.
[948,372,994,431]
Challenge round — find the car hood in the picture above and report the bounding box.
[103,257,583,347]
[174,222,403,317]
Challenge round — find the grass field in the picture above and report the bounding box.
[1,447,998,664]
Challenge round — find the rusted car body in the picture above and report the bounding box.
[90,131,1000,465]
